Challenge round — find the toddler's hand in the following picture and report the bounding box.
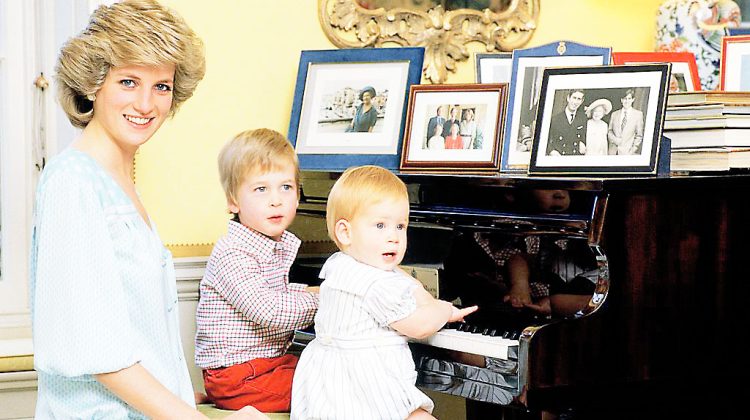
[224,405,269,420]
[525,297,551,316]
[449,305,478,322]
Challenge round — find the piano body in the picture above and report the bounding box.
[292,171,750,418]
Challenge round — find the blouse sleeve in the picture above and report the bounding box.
[362,273,418,327]
[32,169,140,377]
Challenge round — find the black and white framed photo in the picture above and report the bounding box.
[400,83,507,171]
[501,41,611,172]
[288,47,424,170]
[475,52,513,84]
[529,64,670,175]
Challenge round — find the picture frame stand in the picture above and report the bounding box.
[657,136,671,177]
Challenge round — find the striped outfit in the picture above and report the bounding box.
[195,221,318,411]
[291,252,434,420]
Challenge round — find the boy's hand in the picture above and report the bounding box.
[305,286,320,294]
[449,305,478,323]
[224,406,269,420]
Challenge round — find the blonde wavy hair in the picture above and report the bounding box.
[326,165,408,249]
[218,128,300,208]
[55,0,206,128]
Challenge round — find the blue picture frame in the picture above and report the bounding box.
[288,47,425,171]
[501,41,611,172]
[728,27,750,36]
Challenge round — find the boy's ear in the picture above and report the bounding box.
[334,219,352,246]
[227,197,239,215]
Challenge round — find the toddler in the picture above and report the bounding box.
[291,165,476,420]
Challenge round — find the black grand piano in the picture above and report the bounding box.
[291,170,750,419]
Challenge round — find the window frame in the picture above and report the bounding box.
[0,0,92,329]
[0,0,37,328]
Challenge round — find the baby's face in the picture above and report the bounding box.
[531,189,571,213]
[343,198,409,271]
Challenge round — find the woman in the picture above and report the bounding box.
[584,98,612,156]
[459,108,477,149]
[30,1,262,418]
[444,122,464,149]
[347,86,378,132]
[426,122,445,150]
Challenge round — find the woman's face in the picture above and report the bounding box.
[362,91,372,105]
[592,106,604,121]
[450,123,459,136]
[91,63,175,150]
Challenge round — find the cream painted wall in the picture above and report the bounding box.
[136,0,664,251]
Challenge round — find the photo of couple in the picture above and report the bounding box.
[545,87,648,157]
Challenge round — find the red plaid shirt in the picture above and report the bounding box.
[195,221,318,369]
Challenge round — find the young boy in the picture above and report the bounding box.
[195,128,319,412]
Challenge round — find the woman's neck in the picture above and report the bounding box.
[74,121,137,182]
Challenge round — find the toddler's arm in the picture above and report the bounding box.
[390,287,477,339]
[211,251,318,332]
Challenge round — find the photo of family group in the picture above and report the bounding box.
[400,83,506,171]
[422,103,487,151]
[316,84,389,133]
[544,86,650,157]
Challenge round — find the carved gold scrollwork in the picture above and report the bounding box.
[318,0,539,83]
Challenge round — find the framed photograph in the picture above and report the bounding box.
[502,41,611,172]
[612,51,700,93]
[475,52,513,84]
[720,35,750,91]
[529,64,670,175]
[288,47,424,170]
[400,83,508,171]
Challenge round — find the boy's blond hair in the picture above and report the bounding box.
[56,0,206,128]
[326,165,408,249]
[218,128,299,206]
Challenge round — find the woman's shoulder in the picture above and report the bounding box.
[40,149,100,186]
[38,149,122,205]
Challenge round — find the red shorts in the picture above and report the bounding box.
[202,354,298,412]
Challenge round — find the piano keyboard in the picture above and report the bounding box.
[411,327,519,360]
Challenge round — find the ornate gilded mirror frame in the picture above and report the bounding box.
[318,0,539,83]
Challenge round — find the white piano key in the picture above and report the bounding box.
[411,328,519,360]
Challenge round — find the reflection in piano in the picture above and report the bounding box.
[291,171,750,419]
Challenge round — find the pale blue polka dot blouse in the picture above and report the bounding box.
[29,148,194,418]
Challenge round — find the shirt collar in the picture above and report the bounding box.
[226,220,300,261]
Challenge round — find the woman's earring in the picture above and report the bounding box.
[86,94,96,102]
